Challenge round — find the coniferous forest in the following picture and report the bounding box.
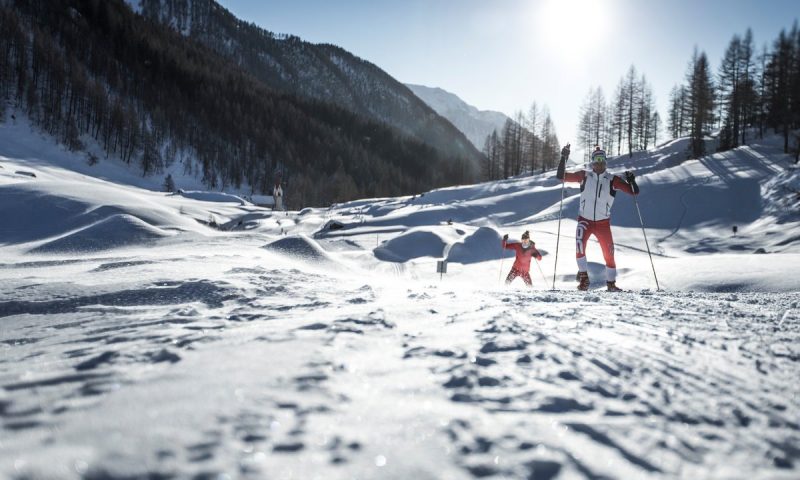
[574,24,800,163]
[0,0,480,207]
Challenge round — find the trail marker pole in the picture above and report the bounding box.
[437,260,448,281]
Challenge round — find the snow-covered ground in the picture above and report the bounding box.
[1,117,799,479]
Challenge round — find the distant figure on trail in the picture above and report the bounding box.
[502,230,542,287]
[273,183,283,211]
[556,145,639,292]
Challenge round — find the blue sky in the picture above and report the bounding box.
[217,0,797,155]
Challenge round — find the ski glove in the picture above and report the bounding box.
[556,146,570,179]
[625,171,640,194]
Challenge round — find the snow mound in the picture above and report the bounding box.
[374,229,448,263]
[177,190,246,205]
[262,234,338,265]
[30,214,170,253]
[446,227,503,264]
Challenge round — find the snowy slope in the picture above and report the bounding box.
[407,84,511,149]
[1,122,800,479]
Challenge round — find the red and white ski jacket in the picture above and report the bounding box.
[559,170,638,221]
[502,241,542,273]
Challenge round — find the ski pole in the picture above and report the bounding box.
[498,243,506,283]
[552,183,565,290]
[633,194,660,291]
[552,143,569,290]
[534,258,548,286]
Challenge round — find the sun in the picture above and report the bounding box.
[535,0,612,63]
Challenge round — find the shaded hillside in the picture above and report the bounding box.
[134,0,484,171]
[0,0,475,207]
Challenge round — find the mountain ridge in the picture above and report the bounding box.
[405,83,511,149]
[131,0,484,170]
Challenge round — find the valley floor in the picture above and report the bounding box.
[2,123,800,478]
[1,237,798,479]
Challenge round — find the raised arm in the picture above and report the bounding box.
[501,234,521,252]
[612,171,640,195]
[556,160,585,183]
[555,144,585,183]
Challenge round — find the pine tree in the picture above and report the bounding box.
[481,130,501,181]
[788,22,800,156]
[765,27,795,153]
[739,29,756,145]
[685,49,716,158]
[603,103,616,155]
[637,76,655,150]
[577,87,607,160]
[612,82,626,155]
[718,34,742,150]
[651,111,661,147]
[526,102,540,173]
[539,109,559,171]
[623,65,640,157]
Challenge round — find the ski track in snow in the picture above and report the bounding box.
[1,242,798,479]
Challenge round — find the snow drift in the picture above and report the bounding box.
[446,226,504,264]
[30,214,171,253]
[262,234,341,266]
[373,228,451,262]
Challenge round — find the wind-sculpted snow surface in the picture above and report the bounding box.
[2,127,800,478]
[0,246,798,479]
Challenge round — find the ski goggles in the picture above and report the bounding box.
[591,153,606,164]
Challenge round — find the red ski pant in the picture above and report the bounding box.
[505,268,532,286]
[575,217,616,269]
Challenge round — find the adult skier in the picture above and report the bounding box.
[556,146,639,291]
[502,230,543,287]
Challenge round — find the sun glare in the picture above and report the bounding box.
[536,0,611,63]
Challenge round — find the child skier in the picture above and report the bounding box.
[556,145,639,292]
[502,230,543,287]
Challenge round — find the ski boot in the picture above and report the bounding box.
[606,281,623,292]
[577,272,589,291]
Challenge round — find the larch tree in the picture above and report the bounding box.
[685,49,716,158]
